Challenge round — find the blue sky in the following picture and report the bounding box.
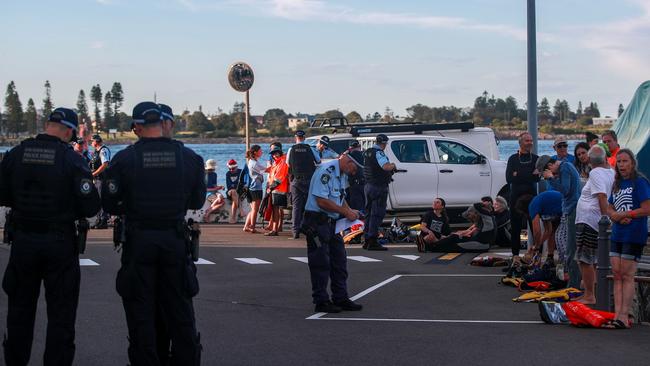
[1,0,649,118]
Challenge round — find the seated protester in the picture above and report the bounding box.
[203,159,226,222]
[423,203,496,253]
[225,159,243,224]
[481,196,495,213]
[415,198,452,252]
[515,191,562,266]
[494,195,511,247]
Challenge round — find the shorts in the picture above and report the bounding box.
[226,189,237,201]
[575,223,598,264]
[610,241,645,262]
[247,190,263,203]
[272,193,287,208]
[541,214,560,224]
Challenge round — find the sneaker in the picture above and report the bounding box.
[333,299,363,311]
[290,233,300,240]
[314,301,342,313]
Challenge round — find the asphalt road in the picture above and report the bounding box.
[0,243,649,366]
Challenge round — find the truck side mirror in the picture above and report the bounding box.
[479,155,487,164]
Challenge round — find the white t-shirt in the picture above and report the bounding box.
[575,167,615,230]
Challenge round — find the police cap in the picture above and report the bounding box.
[91,134,103,143]
[132,101,162,125]
[345,150,364,168]
[349,139,360,148]
[159,103,174,122]
[319,135,330,146]
[295,130,306,137]
[376,134,389,144]
[49,107,79,139]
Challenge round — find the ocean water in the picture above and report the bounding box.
[0,139,581,187]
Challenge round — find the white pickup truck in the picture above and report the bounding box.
[307,122,508,222]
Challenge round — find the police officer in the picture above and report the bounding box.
[0,108,101,365]
[102,102,205,365]
[90,134,111,229]
[303,153,364,313]
[345,149,366,211]
[160,103,175,139]
[316,135,339,159]
[363,134,395,251]
[286,130,321,239]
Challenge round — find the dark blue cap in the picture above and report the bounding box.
[159,104,174,122]
[349,139,360,148]
[346,150,364,167]
[270,145,283,154]
[132,102,162,124]
[376,134,389,144]
[91,134,103,143]
[295,130,305,137]
[319,135,330,146]
[49,108,78,131]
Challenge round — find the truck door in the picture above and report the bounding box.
[387,138,439,209]
[433,140,492,207]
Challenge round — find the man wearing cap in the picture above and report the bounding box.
[0,107,101,365]
[225,159,243,223]
[73,137,92,163]
[551,137,575,163]
[362,134,395,251]
[536,154,582,288]
[102,102,205,365]
[90,134,112,229]
[286,130,321,239]
[160,103,176,139]
[316,135,339,159]
[303,153,364,313]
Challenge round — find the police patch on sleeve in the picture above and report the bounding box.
[80,179,92,195]
[320,174,330,185]
[107,180,118,195]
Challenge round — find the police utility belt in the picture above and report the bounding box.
[304,211,337,225]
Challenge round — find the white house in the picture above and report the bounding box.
[592,117,616,126]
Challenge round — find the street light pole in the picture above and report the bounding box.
[527,0,538,154]
[245,90,250,149]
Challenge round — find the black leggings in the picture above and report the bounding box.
[425,233,490,253]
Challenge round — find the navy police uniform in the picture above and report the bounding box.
[102,102,205,365]
[287,130,320,239]
[345,148,366,211]
[363,135,393,251]
[0,108,101,366]
[302,159,362,313]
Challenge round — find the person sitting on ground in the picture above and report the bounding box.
[225,159,243,224]
[415,198,451,252]
[515,191,562,266]
[203,159,226,222]
[481,196,495,213]
[264,145,289,236]
[423,203,495,253]
[493,196,511,247]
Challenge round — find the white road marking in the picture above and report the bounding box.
[347,256,382,263]
[194,258,215,265]
[393,255,420,261]
[79,259,99,266]
[235,257,272,264]
[312,317,543,324]
[289,257,309,264]
[350,275,402,302]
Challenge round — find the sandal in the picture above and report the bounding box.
[602,319,629,329]
[264,231,278,236]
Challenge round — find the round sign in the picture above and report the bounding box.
[228,62,254,92]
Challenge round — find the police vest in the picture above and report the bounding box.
[126,140,186,221]
[11,137,75,223]
[363,147,392,186]
[91,145,110,178]
[289,143,316,177]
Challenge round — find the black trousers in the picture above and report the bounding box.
[291,178,310,235]
[3,227,80,366]
[346,184,365,212]
[117,228,200,366]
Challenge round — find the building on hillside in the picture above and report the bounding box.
[592,117,616,126]
[253,115,264,125]
[288,114,315,130]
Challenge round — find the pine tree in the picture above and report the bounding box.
[4,81,24,137]
[90,84,102,126]
[576,101,583,117]
[25,98,38,135]
[110,82,124,115]
[77,89,89,124]
[42,80,53,129]
[103,91,113,130]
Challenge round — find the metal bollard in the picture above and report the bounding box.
[595,215,612,311]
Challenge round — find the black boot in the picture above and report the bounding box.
[366,237,388,251]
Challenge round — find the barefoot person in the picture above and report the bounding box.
[607,149,650,328]
[415,198,451,252]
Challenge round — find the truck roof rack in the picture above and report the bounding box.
[309,117,350,128]
[348,121,474,137]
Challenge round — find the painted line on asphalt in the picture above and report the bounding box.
[194,258,215,265]
[347,256,382,263]
[289,257,309,264]
[400,274,503,277]
[393,255,420,261]
[311,317,543,325]
[79,259,99,266]
[235,257,272,264]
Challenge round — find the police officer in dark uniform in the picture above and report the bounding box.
[345,144,366,211]
[102,102,205,365]
[0,107,101,366]
[286,130,321,239]
[90,134,111,229]
[302,153,364,313]
[363,134,395,251]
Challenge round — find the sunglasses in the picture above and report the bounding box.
[556,144,568,148]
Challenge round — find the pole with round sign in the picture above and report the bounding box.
[228,62,255,149]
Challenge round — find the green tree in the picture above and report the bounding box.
[618,103,625,117]
[263,108,289,136]
[576,101,583,117]
[539,97,551,123]
[42,80,53,129]
[372,112,381,121]
[504,96,518,121]
[231,102,245,114]
[103,91,114,130]
[76,89,89,124]
[90,84,102,126]
[319,109,344,119]
[211,113,236,132]
[115,112,132,131]
[187,110,214,133]
[110,82,124,115]
[406,104,433,122]
[25,98,38,135]
[4,81,24,137]
[345,111,363,124]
